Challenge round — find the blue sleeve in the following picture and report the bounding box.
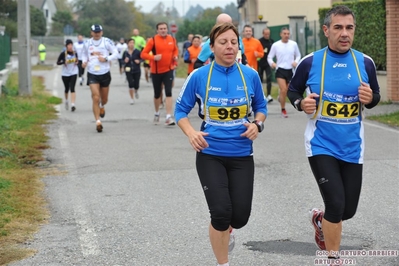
[184,50,190,63]
[364,56,380,108]
[364,57,379,94]
[287,55,312,106]
[198,40,212,62]
[288,56,313,95]
[175,72,199,123]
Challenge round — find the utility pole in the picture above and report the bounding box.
[18,0,32,95]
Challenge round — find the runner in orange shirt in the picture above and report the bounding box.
[183,35,202,75]
[141,22,179,125]
[242,25,264,70]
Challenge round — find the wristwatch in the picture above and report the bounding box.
[104,56,108,62]
[252,120,264,133]
[294,98,303,111]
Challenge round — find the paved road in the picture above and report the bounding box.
[11,62,399,266]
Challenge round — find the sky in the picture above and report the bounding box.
[132,0,236,17]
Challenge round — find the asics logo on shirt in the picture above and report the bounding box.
[333,62,347,68]
[209,86,222,91]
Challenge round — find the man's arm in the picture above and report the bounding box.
[140,38,154,61]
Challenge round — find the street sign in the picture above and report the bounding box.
[170,24,178,34]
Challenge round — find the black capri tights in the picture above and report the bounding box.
[62,75,77,93]
[151,70,174,98]
[196,152,254,231]
[126,72,141,90]
[309,155,363,223]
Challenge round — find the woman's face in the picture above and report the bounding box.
[128,40,135,49]
[211,29,239,67]
[66,43,73,52]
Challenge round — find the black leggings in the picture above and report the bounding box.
[151,70,174,98]
[62,75,77,93]
[309,155,362,223]
[77,60,85,77]
[196,152,254,231]
[126,72,140,90]
[258,64,272,95]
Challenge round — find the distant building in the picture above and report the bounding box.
[238,0,331,27]
[29,0,57,35]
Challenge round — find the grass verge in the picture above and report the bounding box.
[366,111,399,127]
[0,72,61,265]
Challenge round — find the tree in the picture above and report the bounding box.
[51,10,73,36]
[185,5,204,20]
[30,5,46,36]
[0,0,17,37]
[73,0,133,40]
[126,1,155,39]
[223,3,239,22]
[54,0,72,12]
[197,7,223,20]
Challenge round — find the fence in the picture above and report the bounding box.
[0,33,11,71]
[11,36,72,64]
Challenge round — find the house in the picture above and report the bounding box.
[237,0,331,29]
[29,0,57,35]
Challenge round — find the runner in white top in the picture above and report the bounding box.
[116,37,127,74]
[81,24,119,133]
[57,39,79,112]
[73,34,85,85]
[267,27,301,118]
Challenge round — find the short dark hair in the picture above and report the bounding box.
[156,22,168,30]
[243,24,252,31]
[280,27,289,33]
[192,35,201,43]
[209,22,239,46]
[324,5,356,27]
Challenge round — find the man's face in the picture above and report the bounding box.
[280,29,290,43]
[263,30,270,39]
[324,14,355,53]
[243,27,253,39]
[91,31,103,40]
[157,24,168,37]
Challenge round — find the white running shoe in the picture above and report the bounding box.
[266,94,273,103]
[65,101,69,110]
[165,117,175,126]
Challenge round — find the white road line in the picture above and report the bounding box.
[364,120,399,134]
[58,128,100,256]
